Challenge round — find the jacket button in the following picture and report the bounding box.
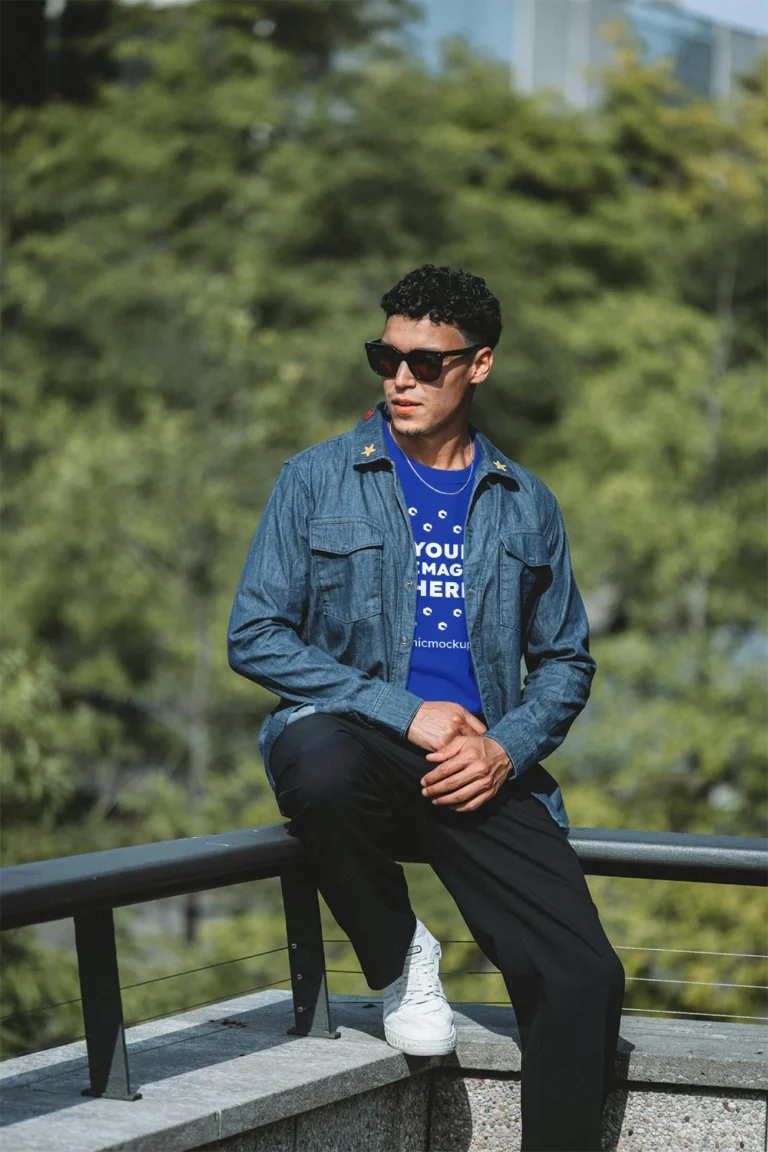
[405,580,413,588]
[401,637,408,645]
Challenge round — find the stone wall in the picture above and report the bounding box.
[2,990,766,1152]
[198,1072,767,1152]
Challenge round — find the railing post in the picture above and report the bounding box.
[280,868,340,1039]
[74,909,141,1100]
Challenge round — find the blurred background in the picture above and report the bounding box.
[1,0,766,1058]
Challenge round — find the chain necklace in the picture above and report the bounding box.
[399,437,477,496]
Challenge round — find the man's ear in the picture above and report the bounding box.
[471,348,493,385]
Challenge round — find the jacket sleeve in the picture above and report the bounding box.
[483,494,597,779]
[227,461,424,736]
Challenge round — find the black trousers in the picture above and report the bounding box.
[270,713,625,1152]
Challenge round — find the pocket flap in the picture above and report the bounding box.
[309,518,383,556]
[501,530,550,567]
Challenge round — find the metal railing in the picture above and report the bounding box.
[1,825,765,1102]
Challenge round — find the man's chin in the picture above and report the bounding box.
[390,413,430,438]
[393,424,427,438]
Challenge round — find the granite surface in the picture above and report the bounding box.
[1,990,765,1151]
[601,1085,767,1152]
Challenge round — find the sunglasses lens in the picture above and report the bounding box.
[367,345,399,377]
[408,354,441,383]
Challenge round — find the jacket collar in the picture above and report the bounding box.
[352,399,518,487]
[352,400,390,468]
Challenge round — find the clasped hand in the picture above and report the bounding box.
[405,701,512,813]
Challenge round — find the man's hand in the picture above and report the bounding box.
[420,735,512,813]
[406,701,487,753]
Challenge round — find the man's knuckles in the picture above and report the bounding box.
[426,765,489,796]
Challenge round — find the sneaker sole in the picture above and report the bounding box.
[383,1024,457,1056]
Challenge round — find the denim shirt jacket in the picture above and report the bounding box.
[227,399,597,829]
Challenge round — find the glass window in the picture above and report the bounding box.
[532,0,570,91]
[731,28,766,84]
[627,1,715,97]
[588,0,625,105]
[410,0,515,70]
[405,0,767,105]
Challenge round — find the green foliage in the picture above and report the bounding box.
[2,651,83,826]
[530,58,768,1025]
[1,1,765,1055]
[0,649,91,1055]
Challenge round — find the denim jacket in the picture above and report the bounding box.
[228,400,597,829]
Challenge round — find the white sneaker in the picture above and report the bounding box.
[382,920,456,1055]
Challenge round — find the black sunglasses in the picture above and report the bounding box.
[365,338,483,384]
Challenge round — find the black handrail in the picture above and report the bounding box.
[0,824,305,931]
[0,826,338,1102]
[1,825,765,1102]
[565,826,767,886]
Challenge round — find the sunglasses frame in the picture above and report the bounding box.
[365,338,484,383]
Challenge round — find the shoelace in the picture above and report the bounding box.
[399,943,448,1007]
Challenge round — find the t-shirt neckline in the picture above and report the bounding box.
[384,416,477,478]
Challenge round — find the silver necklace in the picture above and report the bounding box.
[400,439,477,496]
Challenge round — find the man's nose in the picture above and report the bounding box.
[394,359,416,387]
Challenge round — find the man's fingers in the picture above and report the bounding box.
[421,748,474,784]
[424,765,487,797]
[425,736,464,763]
[450,788,496,812]
[430,778,492,807]
[461,711,487,736]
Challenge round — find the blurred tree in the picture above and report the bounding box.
[1,0,765,1052]
[537,57,768,1021]
[0,1,48,106]
[0,648,108,1055]
[54,0,115,103]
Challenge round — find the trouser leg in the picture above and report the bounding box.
[269,713,423,989]
[424,781,625,1152]
[270,713,624,1149]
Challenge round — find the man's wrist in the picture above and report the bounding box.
[483,735,513,775]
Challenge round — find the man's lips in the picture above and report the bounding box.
[391,399,421,409]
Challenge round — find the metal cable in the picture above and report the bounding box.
[0,946,290,1025]
[326,968,498,978]
[0,997,81,1024]
[620,1006,768,1022]
[626,976,768,990]
[18,977,294,1073]
[122,946,289,992]
[616,945,768,960]
[327,968,767,991]
[324,939,768,960]
[7,941,765,1035]
[125,976,293,1029]
[325,996,768,1023]
[474,1002,768,1021]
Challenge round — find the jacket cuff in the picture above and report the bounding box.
[368,682,424,737]
[483,714,540,780]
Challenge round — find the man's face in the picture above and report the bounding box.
[380,314,493,439]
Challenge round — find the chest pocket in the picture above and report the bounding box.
[499,530,552,632]
[309,518,384,623]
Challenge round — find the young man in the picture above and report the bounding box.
[228,264,624,1152]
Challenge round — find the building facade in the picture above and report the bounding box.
[409,0,767,105]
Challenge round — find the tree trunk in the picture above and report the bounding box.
[0,1,47,106]
[184,601,211,946]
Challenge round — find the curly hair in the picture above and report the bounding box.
[379,264,502,349]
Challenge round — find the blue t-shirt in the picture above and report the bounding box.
[385,418,482,713]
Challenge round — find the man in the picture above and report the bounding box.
[228,264,624,1152]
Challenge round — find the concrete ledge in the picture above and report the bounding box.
[1,991,766,1151]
